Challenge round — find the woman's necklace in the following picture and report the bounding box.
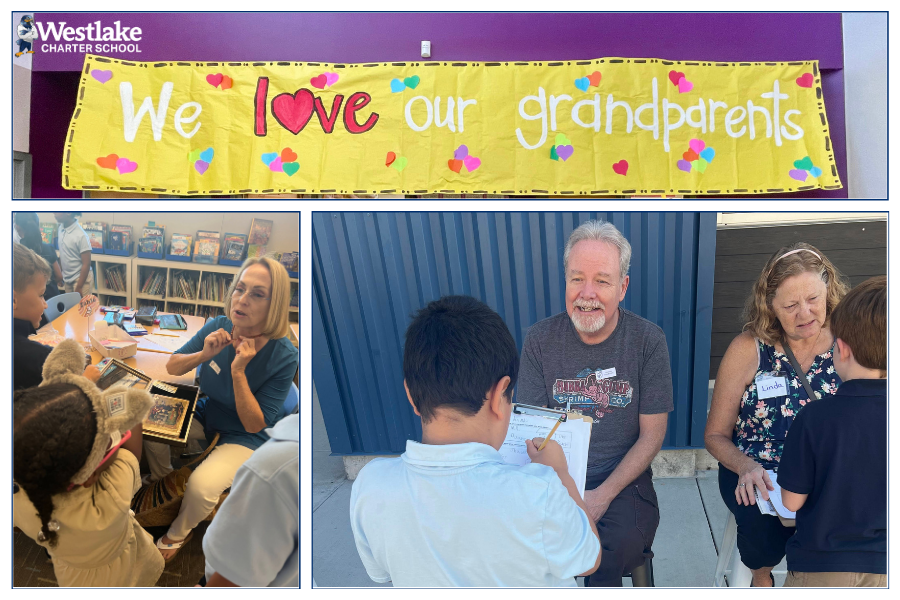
[786,328,822,373]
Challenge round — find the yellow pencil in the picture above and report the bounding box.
[537,416,566,451]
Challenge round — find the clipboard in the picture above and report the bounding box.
[501,404,593,497]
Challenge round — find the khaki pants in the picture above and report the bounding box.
[785,571,886,587]
[63,269,94,298]
[144,421,253,541]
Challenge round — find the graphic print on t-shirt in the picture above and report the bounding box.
[553,367,633,422]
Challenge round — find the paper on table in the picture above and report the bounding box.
[142,334,189,353]
[754,470,796,519]
[499,412,591,497]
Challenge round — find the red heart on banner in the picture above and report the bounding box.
[281,147,298,163]
[206,73,223,88]
[448,159,463,173]
[668,70,685,87]
[310,74,328,89]
[796,73,814,88]
[220,75,233,90]
[587,71,602,87]
[683,149,699,162]
[386,152,397,166]
[612,160,629,176]
[272,89,316,134]
[96,154,119,169]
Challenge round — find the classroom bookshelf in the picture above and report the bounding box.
[91,253,134,307]
[132,258,241,318]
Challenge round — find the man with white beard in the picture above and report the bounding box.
[516,220,673,587]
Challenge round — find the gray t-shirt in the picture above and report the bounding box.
[516,308,674,476]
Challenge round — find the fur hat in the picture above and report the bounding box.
[40,340,154,485]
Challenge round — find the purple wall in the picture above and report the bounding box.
[28,12,847,198]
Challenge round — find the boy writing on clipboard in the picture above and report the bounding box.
[349,296,601,587]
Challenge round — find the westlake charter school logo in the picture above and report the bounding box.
[27,19,143,54]
[553,368,633,421]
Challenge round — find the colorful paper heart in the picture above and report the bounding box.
[271,88,315,134]
[556,145,574,161]
[390,79,405,93]
[554,133,571,146]
[796,73,814,88]
[612,160,628,176]
[677,77,694,93]
[281,147,298,163]
[454,145,469,160]
[677,159,692,173]
[96,154,119,170]
[91,69,113,84]
[283,162,300,177]
[789,169,808,182]
[463,155,481,172]
[200,147,214,163]
[403,75,420,89]
[194,160,210,175]
[794,156,814,171]
[220,75,233,90]
[699,148,715,163]
[587,71,602,87]
[691,158,708,174]
[550,146,559,161]
[574,77,590,92]
[310,74,328,89]
[188,149,202,163]
[448,159,463,173]
[668,70,686,87]
[324,72,340,86]
[392,157,408,172]
[116,158,138,175]
[689,139,705,154]
[206,73,223,88]
[261,152,278,166]
[809,166,822,178]
[269,157,284,172]
[386,151,397,166]
[683,149,699,162]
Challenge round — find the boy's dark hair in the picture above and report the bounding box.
[830,275,886,372]
[403,295,519,423]
[13,383,97,548]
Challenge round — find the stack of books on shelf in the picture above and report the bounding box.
[171,270,197,300]
[40,223,59,245]
[103,265,128,292]
[200,274,233,303]
[247,218,273,258]
[82,221,107,250]
[140,225,166,255]
[279,251,299,275]
[140,270,167,296]
[197,306,224,320]
[109,224,133,252]
[290,284,299,308]
[193,230,221,264]
[221,233,248,262]
[170,233,193,257]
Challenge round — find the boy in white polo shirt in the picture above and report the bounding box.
[350,295,601,587]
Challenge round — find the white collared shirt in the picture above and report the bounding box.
[350,440,599,587]
[56,219,92,283]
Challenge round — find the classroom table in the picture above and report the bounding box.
[50,306,205,386]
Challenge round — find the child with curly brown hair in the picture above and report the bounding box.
[13,339,164,587]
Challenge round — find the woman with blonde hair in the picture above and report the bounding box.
[704,242,849,587]
[145,256,298,561]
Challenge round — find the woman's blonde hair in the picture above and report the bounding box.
[742,242,849,345]
[224,256,292,339]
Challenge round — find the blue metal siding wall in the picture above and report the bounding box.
[313,212,717,454]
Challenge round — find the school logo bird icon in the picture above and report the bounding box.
[15,14,38,57]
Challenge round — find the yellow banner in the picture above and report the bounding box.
[63,54,841,195]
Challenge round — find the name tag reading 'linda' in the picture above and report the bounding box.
[756,374,788,400]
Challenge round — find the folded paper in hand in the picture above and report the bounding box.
[755,469,796,519]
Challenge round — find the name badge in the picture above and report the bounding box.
[756,374,788,400]
[209,360,221,375]
[598,367,617,379]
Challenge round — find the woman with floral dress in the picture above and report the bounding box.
[704,242,849,587]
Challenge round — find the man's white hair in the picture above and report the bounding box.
[563,220,631,280]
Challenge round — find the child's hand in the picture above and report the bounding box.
[83,365,101,383]
[526,437,569,473]
[202,328,232,360]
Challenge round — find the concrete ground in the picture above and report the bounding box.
[312,387,788,587]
